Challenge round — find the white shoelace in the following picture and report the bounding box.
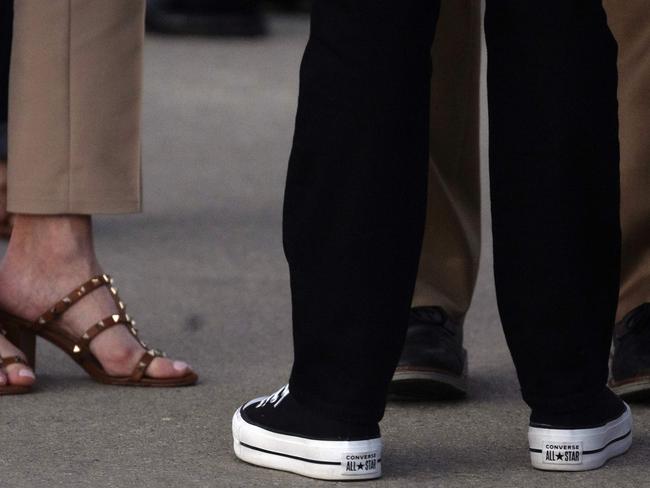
[256,384,290,408]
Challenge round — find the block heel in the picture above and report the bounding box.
[0,318,36,395]
[2,319,36,368]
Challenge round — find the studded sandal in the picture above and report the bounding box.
[0,274,197,387]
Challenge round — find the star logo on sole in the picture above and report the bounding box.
[341,451,380,475]
[541,441,583,465]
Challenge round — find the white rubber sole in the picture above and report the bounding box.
[528,403,632,471]
[610,376,650,399]
[392,364,467,393]
[232,403,383,481]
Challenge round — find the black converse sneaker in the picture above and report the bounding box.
[528,389,632,471]
[232,385,383,480]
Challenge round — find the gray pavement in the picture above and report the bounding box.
[1,15,649,488]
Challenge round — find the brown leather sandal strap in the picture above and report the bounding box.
[130,349,164,381]
[36,274,112,327]
[0,355,28,367]
[72,312,129,356]
[106,278,127,313]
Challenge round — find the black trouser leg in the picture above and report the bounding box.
[0,0,12,158]
[486,0,620,413]
[284,1,440,423]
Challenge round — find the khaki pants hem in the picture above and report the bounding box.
[7,197,141,215]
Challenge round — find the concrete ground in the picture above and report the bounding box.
[1,15,649,488]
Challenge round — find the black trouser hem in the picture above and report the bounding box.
[523,385,614,414]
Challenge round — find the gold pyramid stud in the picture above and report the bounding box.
[91,278,100,285]
[97,320,105,328]
[112,314,120,323]
[82,333,90,340]
[73,345,81,354]
[119,301,125,310]
[102,274,110,283]
[62,297,72,304]
[110,287,117,295]
[38,317,46,325]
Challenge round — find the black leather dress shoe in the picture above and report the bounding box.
[146,0,266,37]
[390,306,467,399]
[609,303,650,400]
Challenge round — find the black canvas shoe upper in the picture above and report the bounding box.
[611,303,650,383]
[397,306,465,376]
[240,385,380,441]
[529,387,626,429]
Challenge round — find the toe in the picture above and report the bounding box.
[5,363,36,387]
[0,369,7,386]
[145,357,192,379]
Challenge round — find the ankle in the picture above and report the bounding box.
[3,215,98,269]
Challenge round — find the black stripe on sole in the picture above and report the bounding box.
[239,441,340,466]
[239,441,382,466]
[529,430,631,455]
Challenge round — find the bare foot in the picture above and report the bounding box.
[0,334,35,387]
[0,215,192,379]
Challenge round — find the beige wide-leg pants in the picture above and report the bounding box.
[605,0,650,321]
[8,0,145,215]
[414,0,650,324]
[411,0,482,322]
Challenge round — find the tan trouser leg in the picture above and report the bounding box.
[8,0,145,214]
[411,0,482,321]
[603,1,650,321]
